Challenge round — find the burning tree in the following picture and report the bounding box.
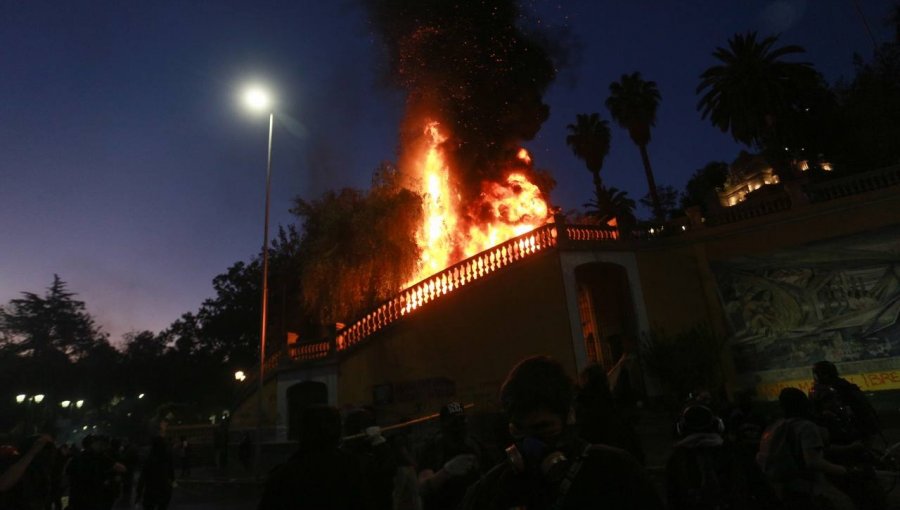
[292,163,423,324]
[295,1,571,325]
[366,0,562,285]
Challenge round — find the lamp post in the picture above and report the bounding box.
[243,84,274,476]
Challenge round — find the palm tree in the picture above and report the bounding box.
[605,72,663,220]
[565,113,612,196]
[696,32,816,150]
[583,185,636,235]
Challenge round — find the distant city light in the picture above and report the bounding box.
[234,370,247,382]
[76,400,84,408]
[61,400,71,408]
[138,393,145,399]
[15,394,26,404]
[33,394,44,403]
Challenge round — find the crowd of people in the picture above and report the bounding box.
[0,357,889,510]
[0,431,181,509]
[259,357,888,510]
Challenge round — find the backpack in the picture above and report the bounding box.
[668,441,754,510]
[759,419,807,486]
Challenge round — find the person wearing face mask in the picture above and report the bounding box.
[417,402,489,510]
[462,356,663,510]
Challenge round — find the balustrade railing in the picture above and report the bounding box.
[288,340,332,361]
[337,224,559,351]
[564,225,619,242]
[805,165,900,202]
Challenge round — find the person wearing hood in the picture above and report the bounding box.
[667,403,775,510]
[462,356,662,510]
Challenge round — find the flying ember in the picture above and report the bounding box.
[405,122,549,287]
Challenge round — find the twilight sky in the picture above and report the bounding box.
[0,0,893,343]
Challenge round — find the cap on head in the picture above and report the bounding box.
[440,401,465,421]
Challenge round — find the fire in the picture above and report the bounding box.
[405,122,549,286]
[517,148,532,165]
[463,173,548,258]
[412,122,459,281]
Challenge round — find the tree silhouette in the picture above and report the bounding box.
[681,161,728,213]
[696,32,818,163]
[0,274,107,359]
[565,113,612,196]
[639,185,680,220]
[605,72,664,220]
[583,185,636,235]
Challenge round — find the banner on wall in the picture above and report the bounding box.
[757,368,900,400]
[712,227,900,386]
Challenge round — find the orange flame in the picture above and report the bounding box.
[405,122,549,286]
[517,147,532,165]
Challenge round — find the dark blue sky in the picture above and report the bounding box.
[1,1,893,342]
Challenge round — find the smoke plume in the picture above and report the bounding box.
[365,0,561,203]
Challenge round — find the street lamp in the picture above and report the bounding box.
[75,400,84,409]
[60,400,71,408]
[33,394,44,404]
[138,393,145,399]
[242,83,275,476]
[15,394,26,404]
[234,370,247,382]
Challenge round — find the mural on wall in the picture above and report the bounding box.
[713,227,900,373]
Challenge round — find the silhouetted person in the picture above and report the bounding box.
[50,441,72,510]
[119,439,139,505]
[667,404,775,510]
[462,356,663,510]
[258,405,364,510]
[809,360,879,445]
[0,434,52,493]
[758,387,867,510]
[574,364,644,462]
[136,436,175,510]
[238,432,253,471]
[67,435,125,510]
[213,421,229,470]
[417,402,488,510]
[176,435,192,478]
[392,440,422,510]
[342,408,398,510]
[0,434,56,510]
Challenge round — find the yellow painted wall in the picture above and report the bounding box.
[634,246,725,335]
[337,250,576,423]
[326,186,900,413]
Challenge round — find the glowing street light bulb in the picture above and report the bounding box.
[75,400,84,408]
[15,394,26,404]
[138,393,145,399]
[234,370,246,382]
[61,400,71,408]
[243,86,272,113]
[33,394,45,403]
